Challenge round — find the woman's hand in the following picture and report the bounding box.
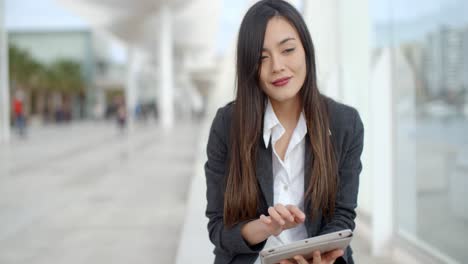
[279,250,344,264]
[259,204,306,236]
[240,204,306,246]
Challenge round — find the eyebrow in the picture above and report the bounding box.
[262,37,296,51]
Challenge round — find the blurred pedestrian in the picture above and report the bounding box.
[12,90,26,137]
[117,101,127,132]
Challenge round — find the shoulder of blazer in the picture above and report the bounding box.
[216,101,235,129]
[210,101,235,146]
[323,95,360,134]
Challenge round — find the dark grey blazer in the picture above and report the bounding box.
[204,97,364,264]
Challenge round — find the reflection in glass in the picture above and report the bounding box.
[371,0,468,261]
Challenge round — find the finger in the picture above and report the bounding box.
[279,260,295,264]
[259,214,271,224]
[275,204,294,222]
[268,206,285,226]
[293,255,309,264]
[322,249,344,262]
[311,251,321,264]
[286,205,306,221]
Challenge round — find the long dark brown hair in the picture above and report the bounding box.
[224,0,338,227]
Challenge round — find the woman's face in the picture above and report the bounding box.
[259,16,306,105]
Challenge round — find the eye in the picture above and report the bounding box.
[283,48,295,54]
[261,55,269,61]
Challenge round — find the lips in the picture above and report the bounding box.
[272,77,291,87]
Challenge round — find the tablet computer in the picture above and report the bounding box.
[259,229,353,264]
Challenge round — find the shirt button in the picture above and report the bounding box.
[284,185,288,191]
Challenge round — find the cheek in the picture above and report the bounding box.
[292,52,306,72]
[293,55,307,82]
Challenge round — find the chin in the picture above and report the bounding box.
[269,94,298,104]
[267,89,298,101]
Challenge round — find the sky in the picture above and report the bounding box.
[5,0,88,30]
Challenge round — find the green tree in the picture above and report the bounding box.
[47,59,85,94]
[9,43,85,95]
[8,44,42,90]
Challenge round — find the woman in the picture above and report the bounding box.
[205,1,364,263]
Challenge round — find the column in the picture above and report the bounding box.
[0,0,10,143]
[125,47,143,132]
[370,48,394,256]
[159,4,174,130]
[302,0,342,100]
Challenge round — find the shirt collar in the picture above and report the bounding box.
[263,99,280,148]
[263,99,308,148]
[295,111,308,141]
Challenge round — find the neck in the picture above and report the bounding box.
[270,96,302,131]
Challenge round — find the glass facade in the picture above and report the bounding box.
[371,0,468,262]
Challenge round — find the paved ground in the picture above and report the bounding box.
[0,120,200,264]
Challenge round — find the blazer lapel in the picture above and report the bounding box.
[256,138,273,207]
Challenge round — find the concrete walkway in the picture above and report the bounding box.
[0,120,200,264]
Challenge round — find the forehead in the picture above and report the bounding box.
[263,16,300,46]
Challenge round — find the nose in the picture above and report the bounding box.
[271,54,285,73]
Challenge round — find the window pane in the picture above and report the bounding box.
[371,0,468,261]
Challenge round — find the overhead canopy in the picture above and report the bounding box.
[57,0,220,59]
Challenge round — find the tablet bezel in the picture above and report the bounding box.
[260,229,353,264]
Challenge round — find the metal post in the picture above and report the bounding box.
[0,0,10,143]
[125,47,136,133]
[159,4,174,130]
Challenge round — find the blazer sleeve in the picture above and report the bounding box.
[204,107,266,256]
[319,108,364,263]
